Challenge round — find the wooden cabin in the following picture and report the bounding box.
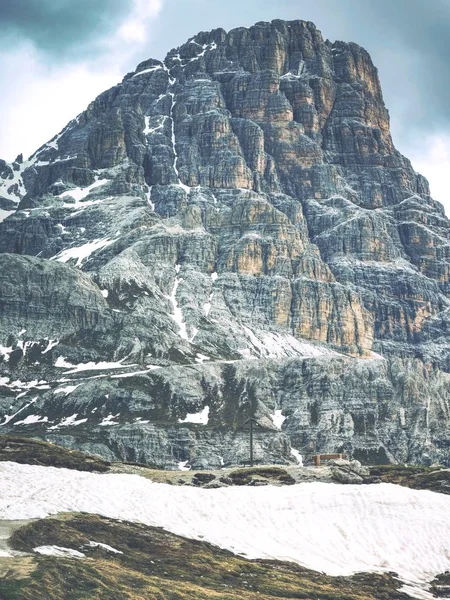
[313,453,347,467]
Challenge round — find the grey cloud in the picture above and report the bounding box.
[351,0,450,138]
[1,0,132,58]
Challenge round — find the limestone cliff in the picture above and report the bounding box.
[0,19,449,468]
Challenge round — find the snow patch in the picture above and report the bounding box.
[290,448,303,466]
[58,179,108,202]
[44,130,63,151]
[55,357,134,373]
[145,184,155,210]
[53,385,80,395]
[144,114,167,136]
[51,155,77,164]
[52,237,114,267]
[0,156,35,203]
[0,345,13,361]
[185,41,217,63]
[280,71,303,80]
[195,353,210,364]
[168,92,190,193]
[272,409,286,430]
[14,414,48,425]
[34,545,85,559]
[42,339,59,354]
[0,398,37,426]
[110,366,161,378]
[179,405,209,425]
[63,197,110,213]
[0,210,14,222]
[87,541,123,554]
[54,357,73,369]
[99,414,120,426]
[166,271,189,341]
[49,414,87,429]
[242,327,338,360]
[178,461,191,471]
[133,66,162,77]
[0,378,49,392]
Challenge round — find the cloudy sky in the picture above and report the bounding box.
[1,0,448,209]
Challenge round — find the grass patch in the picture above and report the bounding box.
[0,435,110,472]
[0,514,414,600]
[369,465,450,494]
[228,467,296,486]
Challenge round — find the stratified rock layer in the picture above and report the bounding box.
[0,20,449,467]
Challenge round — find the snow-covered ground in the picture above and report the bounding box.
[240,326,340,360]
[52,237,114,267]
[178,405,209,424]
[34,545,85,558]
[54,356,134,373]
[166,270,189,341]
[290,448,303,465]
[58,178,108,202]
[1,462,449,599]
[271,409,286,430]
[0,210,14,222]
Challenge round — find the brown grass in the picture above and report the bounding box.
[0,514,413,600]
[0,435,110,472]
[369,465,450,494]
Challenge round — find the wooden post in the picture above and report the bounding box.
[250,417,253,467]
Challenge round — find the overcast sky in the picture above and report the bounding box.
[1,0,448,210]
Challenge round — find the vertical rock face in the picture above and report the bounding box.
[0,20,449,467]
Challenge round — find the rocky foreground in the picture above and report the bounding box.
[0,514,417,600]
[0,19,449,467]
[1,447,450,599]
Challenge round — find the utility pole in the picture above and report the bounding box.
[248,381,256,467]
[237,381,256,467]
[249,416,253,467]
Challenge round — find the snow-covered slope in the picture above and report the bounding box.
[1,461,450,599]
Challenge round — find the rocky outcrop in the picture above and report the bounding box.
[0,19,449,468]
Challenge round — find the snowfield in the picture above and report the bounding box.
[1,462,450,599]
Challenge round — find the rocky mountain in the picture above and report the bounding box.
[0,19,449,468]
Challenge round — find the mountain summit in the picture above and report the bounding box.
[0,19,449,468]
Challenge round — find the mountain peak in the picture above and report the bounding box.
[0,17,449,469]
